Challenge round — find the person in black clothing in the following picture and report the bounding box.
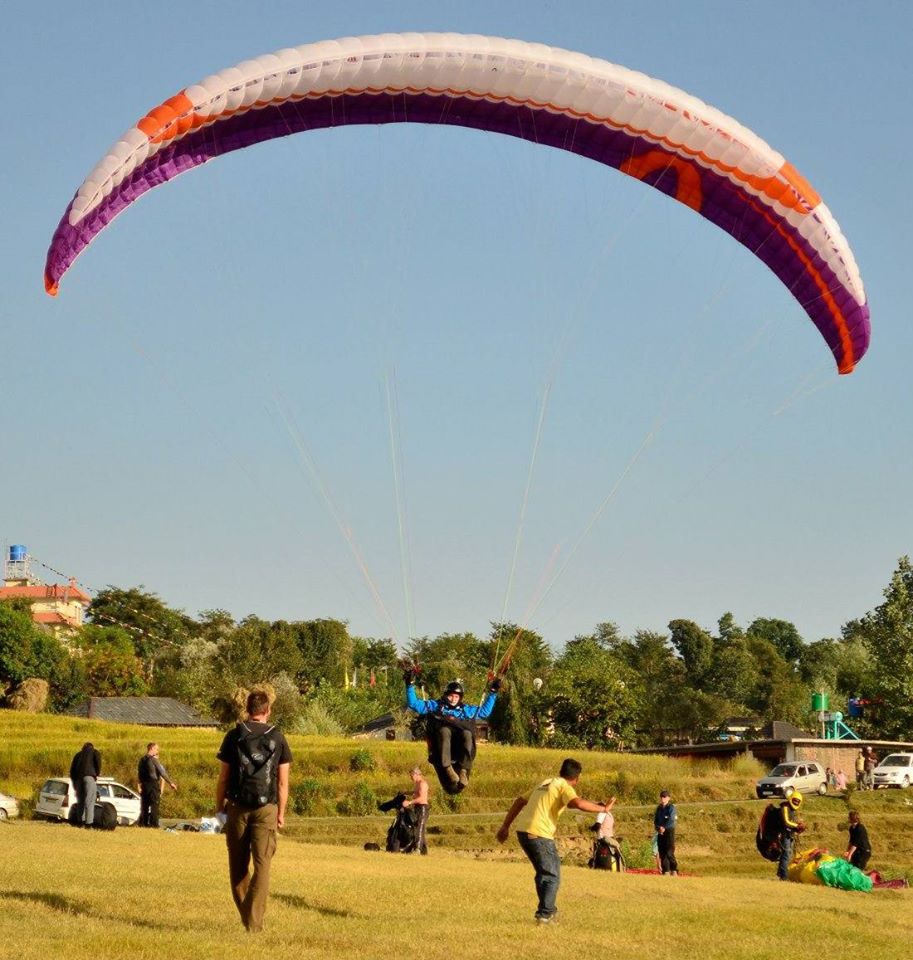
[845,810,872,871]
[69,742,101,827]
[653,790,678,875]
[138,742,178,828]
[215,690,292,933]
[776,792,805,880]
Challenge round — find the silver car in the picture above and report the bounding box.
[0,792,20,821]
[34,777,141,826]
[756,761,827,798]
[873,753,913,789]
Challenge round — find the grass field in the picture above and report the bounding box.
[3,711,913,878]
[2,711,913,958]
[1,820,911,960]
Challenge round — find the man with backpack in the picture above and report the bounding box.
[137,742,177,828]
[216,690,292,932]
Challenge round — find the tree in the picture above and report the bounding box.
[87,586,197,678]
[747,618,804,664]
[668,619,713,686]
[538,635,639,748]
[78,625,148,697]
[845,556,913,738]
[292,619,354,688]
[0,602,70,698]
[485,622,552,745]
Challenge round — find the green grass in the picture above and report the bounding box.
[0,820,911,960]
[0,711,767,819]
[3,711,912,882]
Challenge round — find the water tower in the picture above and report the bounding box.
[813,691,859,740]
[4,544,33,585]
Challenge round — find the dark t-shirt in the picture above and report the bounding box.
[849,822,871,853]
[217,721,292,805]
[70,748,101,781]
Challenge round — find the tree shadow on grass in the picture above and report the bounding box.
[0,890,88,916]
[274,893,355,918]
[0,890,175,929]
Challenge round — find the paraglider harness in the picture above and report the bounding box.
[756,800,805,862]
[403,661,503,795]
[756,803,783,862]
[425,706,478,787]
[378,793,417,853]
[589,835,625,871]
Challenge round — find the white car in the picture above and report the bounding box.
[35,777,141,826]
[756,761,828,798]
[873,753,913,789]
[0,792,20,821]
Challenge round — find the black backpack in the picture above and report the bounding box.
[234,723,279,808]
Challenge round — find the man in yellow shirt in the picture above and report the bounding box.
[496,758,612,924]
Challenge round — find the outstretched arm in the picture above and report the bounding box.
[568,796,611,815]
[406,684,436,715]
[467,690,497,720]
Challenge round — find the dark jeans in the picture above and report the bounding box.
[438,725,474,771]
[658,829,678,874]
[517,832,561,919]
[140,781,161,827]
[412,804,429,854]
[777,832,795,880]
[225,802,278,932]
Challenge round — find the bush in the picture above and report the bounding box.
[349,748,377,772]
[621,837,657,870]
[337,781,377,816]
[293,701,344,736]
[292,778,329,816]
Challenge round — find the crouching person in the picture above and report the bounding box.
[496,758,610,925]
[216,690,292,932]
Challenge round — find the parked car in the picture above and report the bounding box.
[34,777,141,826]
[873,753,913,789]
[756,761,828,798]
[0,792,20,821]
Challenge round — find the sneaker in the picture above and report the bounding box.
[536,914,559,926]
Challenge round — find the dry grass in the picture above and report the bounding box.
[0,820,910,960]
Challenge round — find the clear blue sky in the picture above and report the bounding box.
[2,1,910,651]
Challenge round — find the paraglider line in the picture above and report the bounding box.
[275,392,399,641]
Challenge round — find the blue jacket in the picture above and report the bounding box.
[654,802,677,831]
[406,684,497,721]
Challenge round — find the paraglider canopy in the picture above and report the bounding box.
[45,32,869,373]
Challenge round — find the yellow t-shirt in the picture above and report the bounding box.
[513,777,578,839]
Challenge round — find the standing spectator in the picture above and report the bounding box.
[401,766,430,855]
[496,758,610,925]
[855,749,866,788]
[835,769,848,791]
[826,767,836,790]
[138,742,177,828]
[653,790,678,875]
[69,742,101,828]
[845,810,872,871]
[863,747,878,791]
[216,690,292,933]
